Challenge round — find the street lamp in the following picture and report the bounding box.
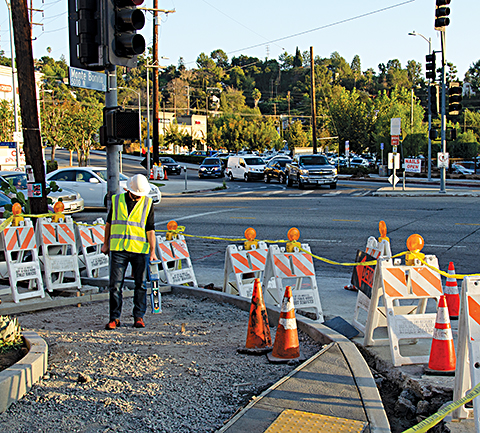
[408,31,433,182]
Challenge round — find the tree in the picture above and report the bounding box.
[0,100,14,141]
[284,121,310,150]
[252,88,261,108]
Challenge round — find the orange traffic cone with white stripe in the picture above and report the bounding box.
[150,168,154,180]
[237,279,272,355]
[267,286,303,363]
[427,295,456,373]
[444,261,460,318]
[163,166,168,180]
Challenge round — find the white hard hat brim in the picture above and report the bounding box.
[125,186,150,197]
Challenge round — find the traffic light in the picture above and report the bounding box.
[103,107,140,145]
[68,0,106,70]
[448,83,463,116]
[425,53,436,81]
[429,84,439,117]
[106,0,146,68]
[435,0,451,31]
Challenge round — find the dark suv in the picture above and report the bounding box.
[198,158,224,178]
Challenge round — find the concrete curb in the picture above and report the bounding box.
[0,331,48,413]
[169,285,390,433]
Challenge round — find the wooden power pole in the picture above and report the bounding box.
[11,0,47,214]
[310,46,317,154]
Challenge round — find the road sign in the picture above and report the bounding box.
[405,158,422,173]
[388,153,400,169]
[391,135,400,147]
[390,118,401,136]
[380,142,384,150]
[69,67,107,92]
[345,141,349,159]
[437,152,449,168]
[388,174,399,187]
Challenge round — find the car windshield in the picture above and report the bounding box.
[245,158,264,165]
[160,158,175,163]
[2,173,27,189]
[203,158,220,165]
[299,156,328,165]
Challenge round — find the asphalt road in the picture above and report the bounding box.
[54,150,480,283]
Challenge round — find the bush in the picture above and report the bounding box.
[46,160,58,173]
[0,316,22,352]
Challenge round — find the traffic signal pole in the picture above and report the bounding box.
[440,31,447,193]
[105,65,120,209]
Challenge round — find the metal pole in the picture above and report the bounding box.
[427,37,432,182]
[146,64,151,175]
[106,65,120,209]
[440,31,446,193]
[5,0,20,168]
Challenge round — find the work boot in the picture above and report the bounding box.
[105,319,120,330]
[134,317,145,328]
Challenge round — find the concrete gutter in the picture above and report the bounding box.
[0,331,48,413]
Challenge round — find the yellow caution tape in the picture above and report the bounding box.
[402,381,480,433]
[411,252,480,280]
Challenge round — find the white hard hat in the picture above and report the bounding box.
[126,174,150,197]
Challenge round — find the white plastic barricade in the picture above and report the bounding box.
[76,218,108,278]
[0,219,45,303]
[363,256,443,366]
[155,234,197,286]
[223,242,268,298]
[36,216,81,292]
[453,276,480,424]
[352,237,391,333]
[262,243,323,322]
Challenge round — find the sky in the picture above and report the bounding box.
[0,0,479,80]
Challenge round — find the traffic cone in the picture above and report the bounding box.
[163,166,168,180]
[444,261,460,318]
[237,279,272,355]
[267,286,303,363]
[149,168,154,180]
[427,295,456,373]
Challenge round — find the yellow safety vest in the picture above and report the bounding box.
[110,193,152,254]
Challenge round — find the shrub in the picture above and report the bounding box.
[0,316,22,353]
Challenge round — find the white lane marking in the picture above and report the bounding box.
[323,192,341,196]
[230,190,256,197]
[426,244,466,249]
[288,190,314,197]
[262,190,284,196]
[157,208,237,225]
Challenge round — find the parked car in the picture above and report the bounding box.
[452,163,474,175]
[0,171,85,214]
[350,158,369,168]
[264,157,291,183]
[285,154,337,189]
[225,155,265,181]
[198,157,224,178]
[46,167,161,208]
[159,157,182,175]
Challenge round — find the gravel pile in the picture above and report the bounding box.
[0,293,323,433]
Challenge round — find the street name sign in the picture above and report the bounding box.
[69,67,107,92]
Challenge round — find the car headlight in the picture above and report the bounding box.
[300,169,309,175]
[332,168,337,175]
[200,167,206,171]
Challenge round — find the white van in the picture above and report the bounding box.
[225,155,265,181]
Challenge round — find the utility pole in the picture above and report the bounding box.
[11,0,47,214]
[152,0,159,166]
[440,31,446,193]
[310,46,317,154]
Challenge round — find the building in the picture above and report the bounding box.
[158,113,207,153]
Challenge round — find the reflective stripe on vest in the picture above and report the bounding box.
[110,193,152,254]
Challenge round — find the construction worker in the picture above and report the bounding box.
[101,174,158,330]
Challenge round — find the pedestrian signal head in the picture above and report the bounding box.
[12,203,22,215]
[244,227,256,241]
[407,234,424,252]
[54,201,65,213]
[287,227,300,242]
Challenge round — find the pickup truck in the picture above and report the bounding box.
[285,154,337,189]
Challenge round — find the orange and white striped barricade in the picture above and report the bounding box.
[363,255,443,366]
[155,234,198,286]
[76,218,109,278]
[0,219,45,303]
[452,276,480,423]
[223,242,268,298]
[262,243,323,322]
[36,216,81,292]
[352,237,391,333]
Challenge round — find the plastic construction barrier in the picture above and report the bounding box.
[76,218,109,278]
[262,243,324,322]
[155,234,198,287]
[0,218,45,303]
[363,255,443,366]
[36,216,81,292]
[453,276,480,425]
[223,242,268,298]
[352,237,392,334]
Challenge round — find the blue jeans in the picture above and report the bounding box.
[108,250,148,320]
